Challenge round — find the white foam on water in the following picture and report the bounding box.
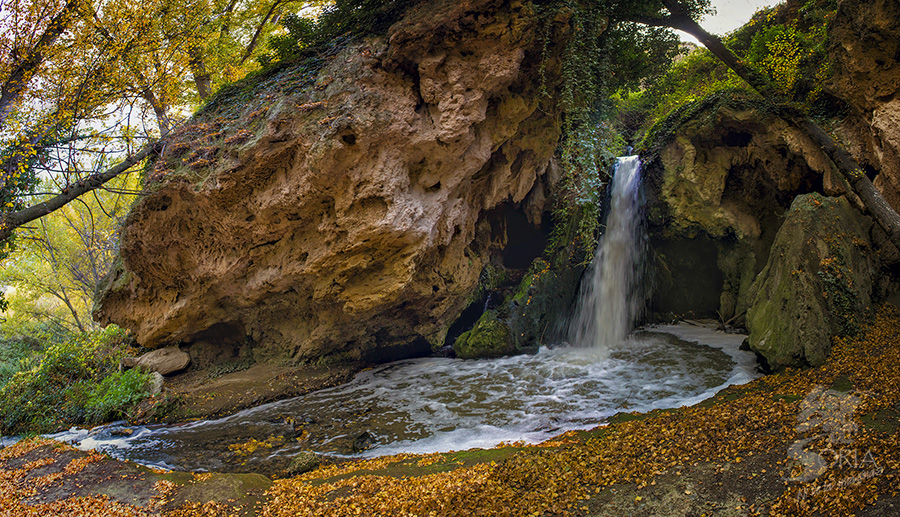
[50,325,760,469]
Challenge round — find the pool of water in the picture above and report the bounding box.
[50,324,758,473]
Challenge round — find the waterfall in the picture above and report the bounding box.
[569,155,645,352]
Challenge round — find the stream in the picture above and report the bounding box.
[48,325,758,473]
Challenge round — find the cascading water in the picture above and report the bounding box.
[569,156,645,351]
[49,157,761,473]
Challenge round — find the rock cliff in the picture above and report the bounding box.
[828,0,900,209]
[641,0,900,370]
[95,0,569,364]
[644,99,895,369]
[645,99,832,323]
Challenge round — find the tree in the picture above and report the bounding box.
[0,0,329,247]
[1,172,139,332]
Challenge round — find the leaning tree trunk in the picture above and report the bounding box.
[0,141,160,244]
[659,0,900,249]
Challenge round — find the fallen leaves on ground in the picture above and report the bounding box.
[1,306,899,516]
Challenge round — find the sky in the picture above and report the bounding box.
[677,0,782,43]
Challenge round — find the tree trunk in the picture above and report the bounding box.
[0,0,81,129]
[0,141,160,244]
[660,0,900,249]
[143,88,171,134]
[240,0,285,65]
[189,49,213,100]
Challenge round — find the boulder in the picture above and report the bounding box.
[285,452,320,476]
[453,310,514,359]
[746,194,876,369]
[146,371,164,395]
[123,346,191,376]
[94,0,572,365]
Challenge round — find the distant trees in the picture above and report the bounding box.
[0,0,329,245]
[0,173,138,332]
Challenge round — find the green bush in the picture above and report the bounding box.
[85,368,153,422]
[0,325,152,435]
[0,337,35,386]
[262,0,419,66]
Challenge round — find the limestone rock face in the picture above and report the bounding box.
[747,194,875,369]
[829,0,900,208]
[651,105,832,241]
[645,102,828,321]
[95,0,567,364]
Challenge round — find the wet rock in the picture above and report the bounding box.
[644,100,834,325]
[453,310,515,359]
[123,347,191,376]
[352,431,376,452]
[285,452,320,476]
[747,194,876,369]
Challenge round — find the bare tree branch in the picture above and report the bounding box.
[0,140,161,243]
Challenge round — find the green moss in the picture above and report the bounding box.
[860,409,900,435]
[625,0,840,148]
[205,357,254,381]
[640,89,780,158]
[829,375,854,393]
[453,310,514,359]
[747,194,875,369]
[470,262,511,306]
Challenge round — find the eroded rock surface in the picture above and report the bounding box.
[645,102,828,322]
[95,0,567,364]
[644,101,895,369]
[747,194,875,369]
[829,0,900,208]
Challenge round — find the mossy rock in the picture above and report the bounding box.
[453,310,515,359]
[505,257,585,350]
[747,194,875,369]
[285,451,320,476]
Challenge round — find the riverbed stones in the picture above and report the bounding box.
[285,452,320,476]
[123,346,191,376]
[352,431,376,452]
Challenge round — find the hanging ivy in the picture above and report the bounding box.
[536,0,686,262]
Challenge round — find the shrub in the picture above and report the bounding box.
[0,325,152,435]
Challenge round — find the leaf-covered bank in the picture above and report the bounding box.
[2,305,899,516]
